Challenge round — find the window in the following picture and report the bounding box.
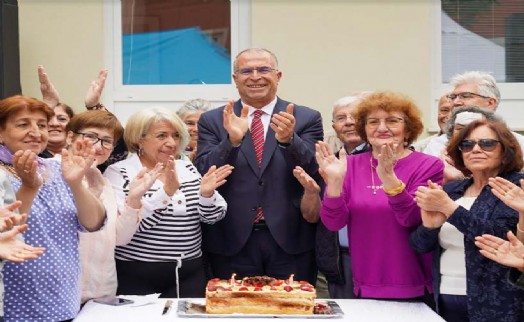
[103,0,250,121]
[121,0,232,85]
[432,0,524,132]
[442,0,524,83]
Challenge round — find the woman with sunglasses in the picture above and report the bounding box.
[411,119,524,322]
[316,91,443,303]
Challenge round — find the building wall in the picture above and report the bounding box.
[18,0,435,137]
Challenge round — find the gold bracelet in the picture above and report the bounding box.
[384,180,406,196]
[517,222,524,234]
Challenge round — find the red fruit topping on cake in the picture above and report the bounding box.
[254,287,263,291]
[300,286,314,292]
[284,285,293,292]
[238,287,248,291]
[208,285,217,291]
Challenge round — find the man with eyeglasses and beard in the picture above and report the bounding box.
[195,48,323,285]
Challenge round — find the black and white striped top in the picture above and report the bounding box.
[104,154,227,262]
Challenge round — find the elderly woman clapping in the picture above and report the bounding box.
[411,119,524,322]
[317,91,443,303]
[104,107,232,298]
[0,95,106,321]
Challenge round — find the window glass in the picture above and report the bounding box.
[442,0,524,83]
[121,0,232,85]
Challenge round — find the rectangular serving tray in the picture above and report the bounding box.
[176,299,344,319]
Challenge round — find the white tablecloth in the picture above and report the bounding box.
[73,296,445,322]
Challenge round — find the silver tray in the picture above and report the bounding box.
[176,299,344,319]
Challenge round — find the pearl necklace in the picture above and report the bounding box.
[369,156,382,195]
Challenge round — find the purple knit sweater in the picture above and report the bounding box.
[320,150,444,299]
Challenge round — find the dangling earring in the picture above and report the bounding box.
[138,147,144,156]
[404,138,408,147]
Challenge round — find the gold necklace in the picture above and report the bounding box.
[0,160,21,180]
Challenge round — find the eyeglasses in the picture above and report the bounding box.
[446,92,491,101]
[75,131,114,150]
[365,117,404,129]
[332,115,356,124]
[234,66,277,76]
[458,139,500,153]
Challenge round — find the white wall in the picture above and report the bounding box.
[18,0,436,137]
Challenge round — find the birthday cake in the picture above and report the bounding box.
[205,275,316,315]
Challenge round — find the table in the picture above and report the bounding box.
[74,296,445,321]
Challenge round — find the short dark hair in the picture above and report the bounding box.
[66,110,124,142]
[447,120,523,176]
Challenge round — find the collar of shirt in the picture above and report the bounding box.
[243,97,278,136]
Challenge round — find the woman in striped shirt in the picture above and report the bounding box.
[104,107,232,298]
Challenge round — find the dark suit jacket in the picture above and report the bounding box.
[195,97,323,256]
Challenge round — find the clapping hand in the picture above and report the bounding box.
[293,166,320,195]
[13,150,43,189]
[38,65,60,108]
[85,166,106,198]
[270,103,295,144]
[0,212,45,262]
[315,141,346,197]
[475,231,524,271]
[375,143,399,176]
[0,201,27,225]
[415,179,457,218]
[200,164,234,198]
[61,140,96,186]
[85,69,108,109]
[223,100,249,146]
[126,163,164,209]
[489,177,524,213]
[315,141,346,183]
[162,156,180,196]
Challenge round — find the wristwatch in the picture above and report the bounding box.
[86,103,105,110]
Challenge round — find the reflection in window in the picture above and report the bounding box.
[442,0,524,83]
[121,0,232,85]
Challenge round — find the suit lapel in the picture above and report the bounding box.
[237,98,289,176]
[235,101,260,174]
[260,98,287,174]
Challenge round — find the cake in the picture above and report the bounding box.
[205,275,316,315]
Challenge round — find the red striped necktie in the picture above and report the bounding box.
[251,109,265,223]
[251,109,265,168]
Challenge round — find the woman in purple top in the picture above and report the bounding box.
[316,91,444,303]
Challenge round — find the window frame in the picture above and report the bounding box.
[431,0,524,132]
[103,0,250,107]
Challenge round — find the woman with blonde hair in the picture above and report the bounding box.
[104,107,233,298]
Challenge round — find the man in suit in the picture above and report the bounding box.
[195,48,323,284]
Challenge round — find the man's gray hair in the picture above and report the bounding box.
[177,98,211,119]
[233,48,279,71]
[449,71,500,107]
[332,92,374,118]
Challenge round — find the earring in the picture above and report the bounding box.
[138,147,143,156]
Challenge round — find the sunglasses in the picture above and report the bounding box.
[458,139,500,153]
